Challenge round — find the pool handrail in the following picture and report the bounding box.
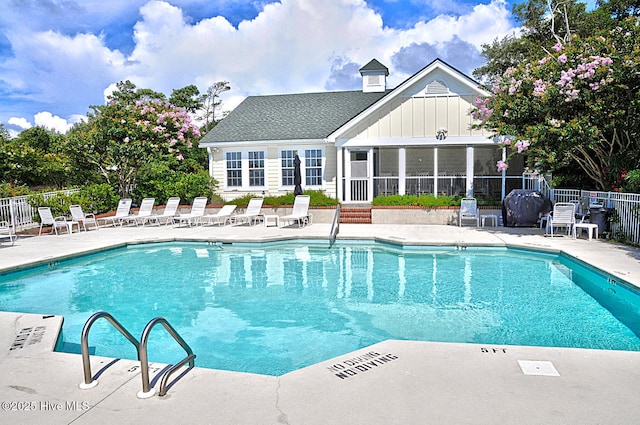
[137,317,195,398]
[330,204,340,246]
[79,311,140,389]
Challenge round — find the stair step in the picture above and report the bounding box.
[340,207,372,224]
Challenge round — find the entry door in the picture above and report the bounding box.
[350,151,369,202]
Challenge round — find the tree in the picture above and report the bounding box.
[68,82,202,197]
[169,84,203,113]
[473,17,640,191]
[199,81,230,133]
[474,0,600,83]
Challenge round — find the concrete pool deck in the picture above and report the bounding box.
[1,223,639,424]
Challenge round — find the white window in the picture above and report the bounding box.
[226,151,242,187]
[248,151,265,187]
[281,150,295,186]
[224,150,266,189]
[305,149,323,186]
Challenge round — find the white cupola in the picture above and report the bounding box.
[359,59,389,93]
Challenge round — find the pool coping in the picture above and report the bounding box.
[1,224,640,424]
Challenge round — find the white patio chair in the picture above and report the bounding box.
[0,221,16,245]
[175,197,208,227]
[38,207,78,235]
[546,202,576,237]
[98,198,133,227]
[202,204,237,226]
[69,205,99,231]
[234,198,264,225]
[123,198,156,226]
[281,195,312,227]
[459,197,480,226]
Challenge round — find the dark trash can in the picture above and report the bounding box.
[502,189,553,227]
[589,207,611,234]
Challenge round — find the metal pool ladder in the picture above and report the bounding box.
[79,311,196,398]
[329,204,340,246]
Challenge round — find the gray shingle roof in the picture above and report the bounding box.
[200,90,389,144]
[359,59,389,76]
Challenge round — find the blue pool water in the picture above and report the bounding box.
[1,241,639,376]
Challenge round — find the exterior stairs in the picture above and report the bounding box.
[339,206,372,224]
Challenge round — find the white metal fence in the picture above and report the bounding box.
[0,189,80,232]
[551,189,640,244]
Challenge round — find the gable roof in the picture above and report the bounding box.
[328,58,490,143]
[199,90,389,144]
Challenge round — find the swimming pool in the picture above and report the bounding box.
[1,241,639,376]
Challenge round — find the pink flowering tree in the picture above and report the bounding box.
[473,18,640,191]
[70,95,201,197]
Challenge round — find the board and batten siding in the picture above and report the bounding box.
[345,94,486,140]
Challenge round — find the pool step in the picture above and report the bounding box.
[340,207,372,224]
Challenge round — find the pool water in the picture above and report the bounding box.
[1,241,639,376]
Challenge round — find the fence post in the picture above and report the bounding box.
[9,198,16,233]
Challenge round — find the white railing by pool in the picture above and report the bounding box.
[0,189,79,232]
[553,189,640,244]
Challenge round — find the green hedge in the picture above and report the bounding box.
[230,190,339,208]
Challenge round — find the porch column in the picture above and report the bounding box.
[398,147,406,195]
[337,147,344,202]
[367,148,375,201]
[466,145,474,197]
[344,148,352,202]
[501,146,507,200]
[433,146,439,196]
[207,147,214,177]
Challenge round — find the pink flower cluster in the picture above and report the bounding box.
[515,140,530,153]
[555,55,614,101]
[532,79,547,97]
[472,97,493,121]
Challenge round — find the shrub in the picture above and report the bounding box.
[132,162,217,205]
[372,194,459,207]
[0,182,32,198]
[231,190,339,207]
[69,184,119,213]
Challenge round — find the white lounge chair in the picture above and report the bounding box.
[123,198,156,226]
[144,197,180,226]
[281,195,312,227]
[234,198,264,225]
[175,197,208,227]
[202,204,237,226]
[0,221,16,245]
[38,207,78,235]
[98,198,133,227]
[69,205,99,231]
[546,202,576,237]
[459,197,479,226]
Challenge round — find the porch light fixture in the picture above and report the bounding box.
[436,128,448,140]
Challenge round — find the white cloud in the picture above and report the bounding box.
[7,117,32,130]
[0,0,518,126]
[34,112,74,134]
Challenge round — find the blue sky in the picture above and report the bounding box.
[0,0,527,134]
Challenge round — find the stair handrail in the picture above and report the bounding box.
[137,317,195,398]
[329,204,340,246]
[79,311,140,389]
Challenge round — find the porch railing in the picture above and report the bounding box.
[0,189,80,232]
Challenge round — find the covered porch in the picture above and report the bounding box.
[337,145,525,204]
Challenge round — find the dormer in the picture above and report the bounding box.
[359,59,389,93]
